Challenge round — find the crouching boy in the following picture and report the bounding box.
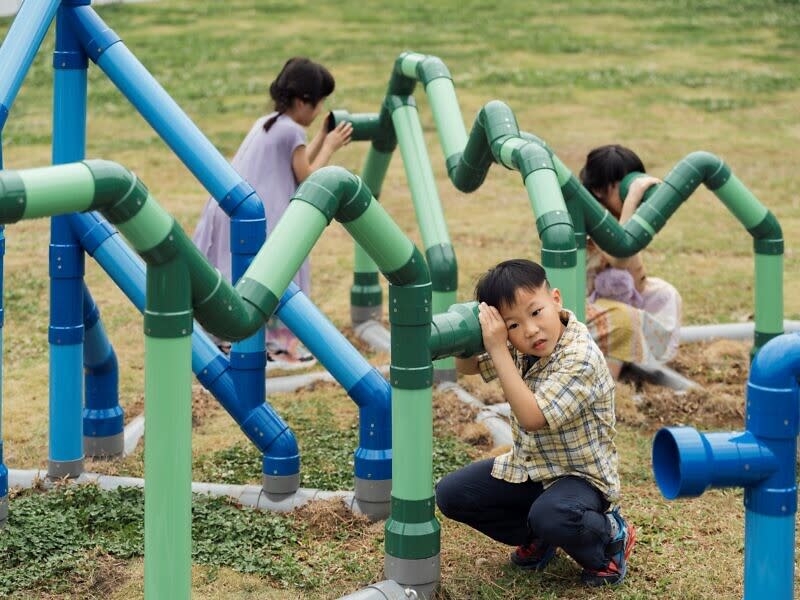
[435,259,635,586]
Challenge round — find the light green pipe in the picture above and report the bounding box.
[343,202,415,274]
[714,175,768,228]
[116,193,174,252]
[243,202,328,296]
[18,163,94,218]
[391,105,451,247]
[391,387,432,499]
[425,78,467,160]
[143,332,192,599]
[755,253,783,339]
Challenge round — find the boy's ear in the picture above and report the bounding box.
[551,287,563,308]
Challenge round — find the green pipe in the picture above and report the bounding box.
[425,77,467,161]
[18,163,94,218]
[351,147,393,322]
[343,202,415,274]
[143,260,193,600]
[754,253,784,350]
[429,302,483,360]
[548,146,783,351]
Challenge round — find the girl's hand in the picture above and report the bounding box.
[323,121,353,152]
[626,175,661,207]
[478,302,508,355]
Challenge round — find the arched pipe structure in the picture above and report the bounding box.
[68,209,392,514]
[652,332,799,598]
[0,162,459,597]
[542,145,784,354]
[331,52,579,337]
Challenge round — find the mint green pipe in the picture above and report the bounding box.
[425,78,467,160]
[391,387,432,499]
[714,175,768,229]
[392,105,452,247]
[352,146,393,321]
[343,202,415,274]
[18,164,94,218]
[755,253,783,338]
[143,330,192,599]
[116,194,174,252]
[243,202,328,295]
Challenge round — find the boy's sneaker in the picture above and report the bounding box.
[581,508,636,587]
[510,540,556,571]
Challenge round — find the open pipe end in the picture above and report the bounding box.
[652,427,711,499]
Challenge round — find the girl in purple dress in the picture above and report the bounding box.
[193,57,352,362]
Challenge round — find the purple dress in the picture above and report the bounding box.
[193,113,309,349]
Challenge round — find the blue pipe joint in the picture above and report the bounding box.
[49,243,84,344]
[82,300,123,437]
[64,5,121,63]
[224,183,265,279]
[350,369,392,480]
[653,427,778,499]
[70,212,116,255]
[239,404,300,476]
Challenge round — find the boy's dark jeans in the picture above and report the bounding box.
[435,459,611,570]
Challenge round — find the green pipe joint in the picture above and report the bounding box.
[384,496,440,559]
[429,302,483,360]
[748,210,783,255]
[425,243,457,293]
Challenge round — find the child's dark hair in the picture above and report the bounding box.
[475,259,549,310]
[579,144,645,195]
[263,57,335,132]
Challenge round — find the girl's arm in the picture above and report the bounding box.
[604,176,660,287]
[291,121,352,183]
[306,122,327,163]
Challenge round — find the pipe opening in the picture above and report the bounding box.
[652,428,682,499]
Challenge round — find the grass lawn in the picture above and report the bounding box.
[1,0,799,597]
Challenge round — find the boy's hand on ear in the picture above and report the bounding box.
[478,302,508,355]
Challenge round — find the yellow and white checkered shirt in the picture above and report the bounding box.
[478,309,620,502]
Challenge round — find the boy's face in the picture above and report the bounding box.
[498,285,565,358]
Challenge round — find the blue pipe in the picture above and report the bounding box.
[68,213,299,468]
[652,332,800,599]
[82,286,123,441]
[0,171,6,524]
[277,283,392,480]
[0,0,60,110]
[48,7,89,477]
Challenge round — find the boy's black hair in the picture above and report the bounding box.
[264,57,335,132]
[475,259,549,310]
[579,144,646,194]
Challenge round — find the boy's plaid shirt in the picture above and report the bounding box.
[478,309,620,502]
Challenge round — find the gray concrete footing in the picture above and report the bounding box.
[432,368,457,384]
[384,554,439,600]
[338,580,416,599]
[0,495,7,526]
[353,478,392,520]
[47,458,84,479]
[262,473,300,495]
[84,432,125,458]
[351,305,383,326]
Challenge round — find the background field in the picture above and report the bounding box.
[1,0,799,598]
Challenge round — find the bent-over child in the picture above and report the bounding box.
[435,259,635,586]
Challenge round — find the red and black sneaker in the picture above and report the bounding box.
[582,509,636,587]
[509,540,556,571]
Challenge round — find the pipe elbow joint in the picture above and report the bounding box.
[293,166,363,224]
[425,243,457,292]
[538,219,577,269]
[653,427,777,500]
[416,55,451,86]
[241,404,300,472]
[480,101,520,150]
[83,159,139,212]
[513,143,555,180]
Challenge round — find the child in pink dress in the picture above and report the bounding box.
[193,57,352,362]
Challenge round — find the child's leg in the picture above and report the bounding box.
[435,459,543,546]
[526,476,611,570]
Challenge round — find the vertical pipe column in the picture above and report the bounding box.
[351,148,391,324]
[556,159,587,322]
[390,101,457,382]
[143,259,193,600]
[0,140,7,528]
[82,285,124,456]
[48,6,89,478]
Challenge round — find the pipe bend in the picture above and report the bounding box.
[417,55,451,85]
[749,332,800,389]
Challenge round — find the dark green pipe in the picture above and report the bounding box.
[429,302,483,361]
